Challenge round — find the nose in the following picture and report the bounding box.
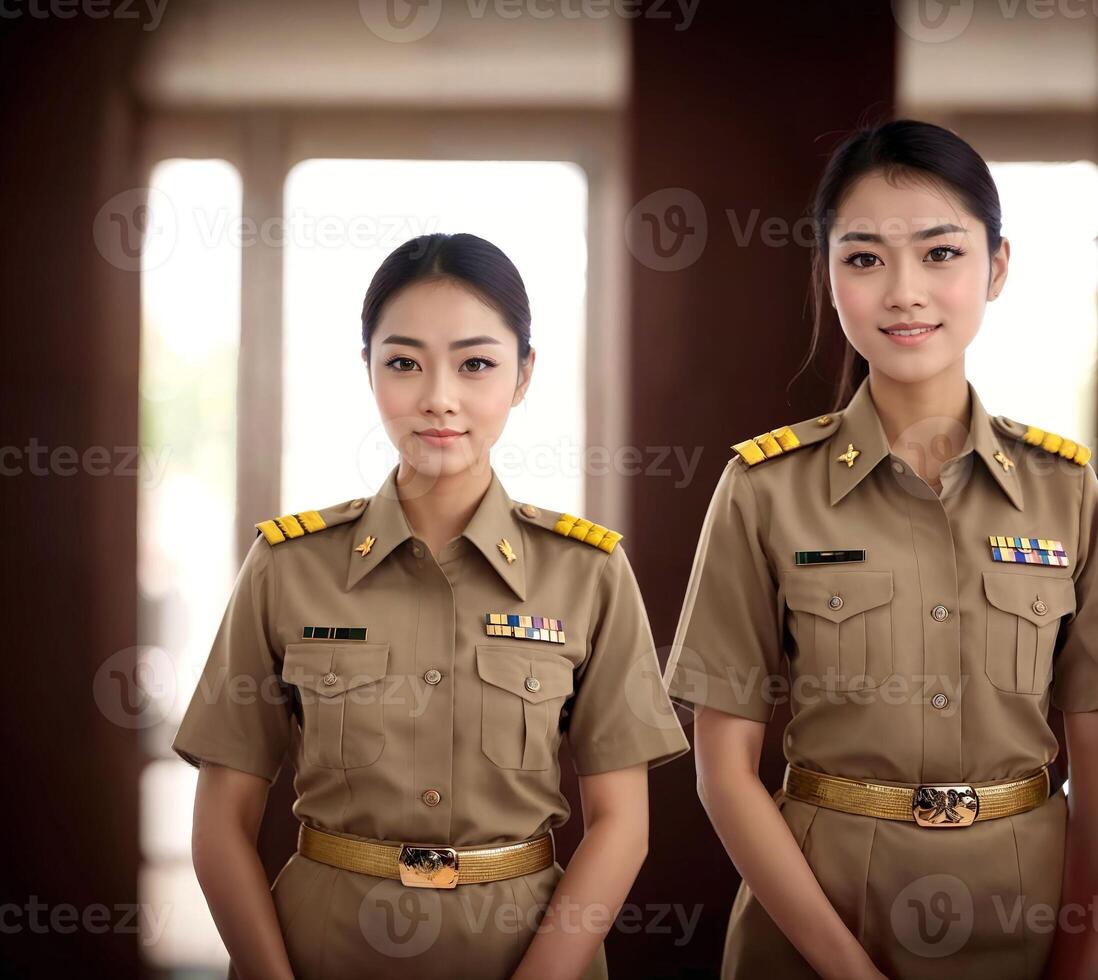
[883,255,929,314]
[418,367,459,419]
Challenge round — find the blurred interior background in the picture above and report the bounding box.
[3,1,1096,976]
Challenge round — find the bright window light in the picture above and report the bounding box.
[971,162,1098,447]
[282,159,588,515]
[138,158,241,976]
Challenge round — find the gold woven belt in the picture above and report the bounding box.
[298,823,554,888]
[783,764,1050,828]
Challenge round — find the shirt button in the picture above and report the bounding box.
[891,460,904,474]
[1032,599,1048,616]
[412,543,424,558]
[524,676,541,693]
[424,668,442,685]
[351,498,365,508]
[322,671,338,686]
[931,604,949,622]
[520,503,540,518]
[931,692,949,710]
[422,789,441,807]
[828,594,844,611]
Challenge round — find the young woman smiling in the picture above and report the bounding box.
[174,232,689,980]
[665,120,1098,979]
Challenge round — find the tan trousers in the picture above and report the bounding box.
[722,787,1068,979]
[227,856,608,980]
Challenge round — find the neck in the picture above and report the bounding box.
[867,361,972,486]
[395,459,493,557]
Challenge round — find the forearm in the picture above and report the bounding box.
[511,817,645,980]
[193,824,295,980]
[1044,805,1098,977]
[700,771,882,980]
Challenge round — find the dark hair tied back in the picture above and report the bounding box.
[361,232,532,367]
[801,118,1003,409]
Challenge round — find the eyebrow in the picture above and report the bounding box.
[836,223,967,244]
[379,334,503,350]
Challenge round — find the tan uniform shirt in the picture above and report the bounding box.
[174,463,688,843]
[662,375,1097,979]
[171,465,685,978]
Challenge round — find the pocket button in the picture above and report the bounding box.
[828,595,844,611]
[524,676,541,693]
[322,671,338,686]
[1032,599,1048,616]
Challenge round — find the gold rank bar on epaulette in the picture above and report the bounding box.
[1021,425,1092,466]
[552,514,622,553]
[484,613,566,644]
[731,425,802,466]
[255,510,327,545]
[988,536,1069,567]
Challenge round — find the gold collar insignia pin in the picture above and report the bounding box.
[836,443,860,468]
[497,537,517,564]
[354,535,376,558]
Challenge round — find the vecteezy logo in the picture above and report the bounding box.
[357,0,443,43]
[890,873,973,958]
[358,880,442,957]
[625,188,707,272]
[93,187,178,273]
[891,0,974,43]
[93,645,178,730]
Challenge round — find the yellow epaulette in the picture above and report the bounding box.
[552,513,623,554]
[731,413,841,467]
[255,510,328,545]
[992,415,1092,466]
[254,496,369,546]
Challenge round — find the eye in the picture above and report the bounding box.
[460,356,498,373]
[841,252,880,269]
[926,245,965,263]
[384,356,420,372]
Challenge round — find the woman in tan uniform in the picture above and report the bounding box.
[664,120,1098,979]
[173,232,690,980]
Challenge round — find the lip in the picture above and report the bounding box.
[415,429,466,447]
[879,321,941,347]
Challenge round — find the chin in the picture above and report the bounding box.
[870,354,956,386]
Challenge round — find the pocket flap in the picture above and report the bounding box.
[475,645,575,703]
[282,642,390,696]
[982,572,1076,625]
[782,569,893,623]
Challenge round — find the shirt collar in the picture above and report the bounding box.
[345,463,528,599]
[828,375,1024,511]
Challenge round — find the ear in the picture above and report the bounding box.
[512,347,536,406]
[988,237,1010,301]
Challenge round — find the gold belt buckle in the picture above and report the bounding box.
[397,844,460,888]
[912,784,980,828]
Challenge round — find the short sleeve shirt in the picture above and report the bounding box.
[173,463,689,846]
[664,376,1098,785]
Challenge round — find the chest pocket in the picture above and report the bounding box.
[782,569,894,691]
[982,572,1076,695]
[475,645,575,770]
[281,642,390,768]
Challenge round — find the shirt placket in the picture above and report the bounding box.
[899,460,965,783]
[408,536,457,843]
